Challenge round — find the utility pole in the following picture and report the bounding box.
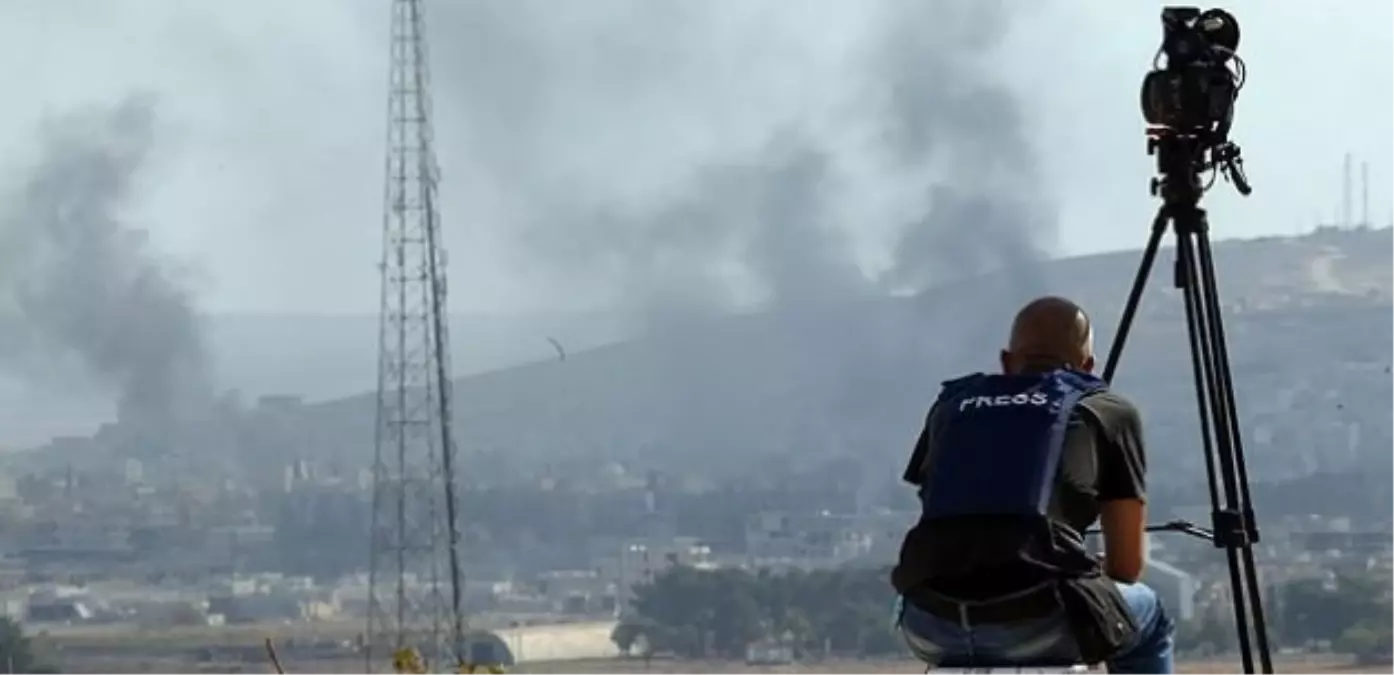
[1342,152,1352,228]
[365,0,467,671]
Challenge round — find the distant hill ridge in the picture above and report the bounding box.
[7,226,1388,465]
[280,226,1390,489]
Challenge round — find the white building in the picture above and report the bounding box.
[468,620,620,666]
[615,537,714,614]
[745,511,873,568]
[1145,559,1197,622]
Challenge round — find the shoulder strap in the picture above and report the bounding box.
[1033,372,1105,513]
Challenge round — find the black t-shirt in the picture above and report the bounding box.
[891,389,1148,598]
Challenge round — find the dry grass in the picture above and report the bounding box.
[38,619,364,648]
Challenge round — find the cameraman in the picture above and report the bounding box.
[892,296,1176,674]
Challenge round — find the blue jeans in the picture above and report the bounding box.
[896,582,1175,674]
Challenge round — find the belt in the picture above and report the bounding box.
[905,581,1063,625]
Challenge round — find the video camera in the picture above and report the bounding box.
[1140,7,1243,142]
[1141,7,1250,200]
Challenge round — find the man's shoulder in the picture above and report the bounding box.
[1076,389,1143,437]
[1078,388,1139,416]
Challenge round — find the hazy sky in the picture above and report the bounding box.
[0,0,1389,314]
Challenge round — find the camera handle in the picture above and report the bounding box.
[1100,131,1275,674]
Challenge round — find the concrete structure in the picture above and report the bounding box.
[745,511,872,568]
[538,570,612,614]
[615,538,714,613]
[1291,529,1392,558]
[464,620,620,666]
[1145,559,1197,622]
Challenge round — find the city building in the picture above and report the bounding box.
[1146,559,1197,622]
[614,537,714,614]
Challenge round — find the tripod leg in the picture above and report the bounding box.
[1194,232,1264,532]
[1175,231,1258,674]
[1192,231,1276,674]
[1172,230,1222,513]
[1103,207,1170,383]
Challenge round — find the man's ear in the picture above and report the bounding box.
[1081,355,1097,374]
[999,349,1013,374]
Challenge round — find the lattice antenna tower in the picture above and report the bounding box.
[366,0,466,671]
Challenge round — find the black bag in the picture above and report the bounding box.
[1057,576,1138,664]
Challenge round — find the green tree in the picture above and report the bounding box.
[1334,623,1376,653]
[625,564,900,661]
[1334,622,1393,666]
[1172,602,1238,657]
[1275,572,1391,648]
[0,617,58,673]
[610,620,646,656]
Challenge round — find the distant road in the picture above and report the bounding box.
[38,613,598,649]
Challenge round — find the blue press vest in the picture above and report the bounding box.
[919,369,1107,521]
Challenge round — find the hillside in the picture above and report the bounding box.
[204,309,634,401]
[289,226,1391,494]
[0,309,634,446]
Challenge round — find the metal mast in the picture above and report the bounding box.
[366,0,466,671]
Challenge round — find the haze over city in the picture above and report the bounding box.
[0,3,1387,672]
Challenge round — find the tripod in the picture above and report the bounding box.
[1100,130,1274,674]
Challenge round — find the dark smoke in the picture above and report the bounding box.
[859,0,1057,370]
[425,1,866,326]
[495,128,871,335]
[0,95,211,426]
[598,129,873,332]
[742,131,871,309]
[425,0,1050,323]
[875,0,1055,293]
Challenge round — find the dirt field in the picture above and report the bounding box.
[56,653,1389,674]
[38,619,364,648]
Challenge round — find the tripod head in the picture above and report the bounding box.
[1143,7,1253,206]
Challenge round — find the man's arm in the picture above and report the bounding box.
[901,403,941,486]
[1092,394,1149,583]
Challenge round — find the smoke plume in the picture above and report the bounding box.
[874,0,1055,292]
[424,0,1050,324]
[0,95,210,426]
[576,129,871,330]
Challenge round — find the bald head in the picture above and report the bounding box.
[1000,296,1095,375]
